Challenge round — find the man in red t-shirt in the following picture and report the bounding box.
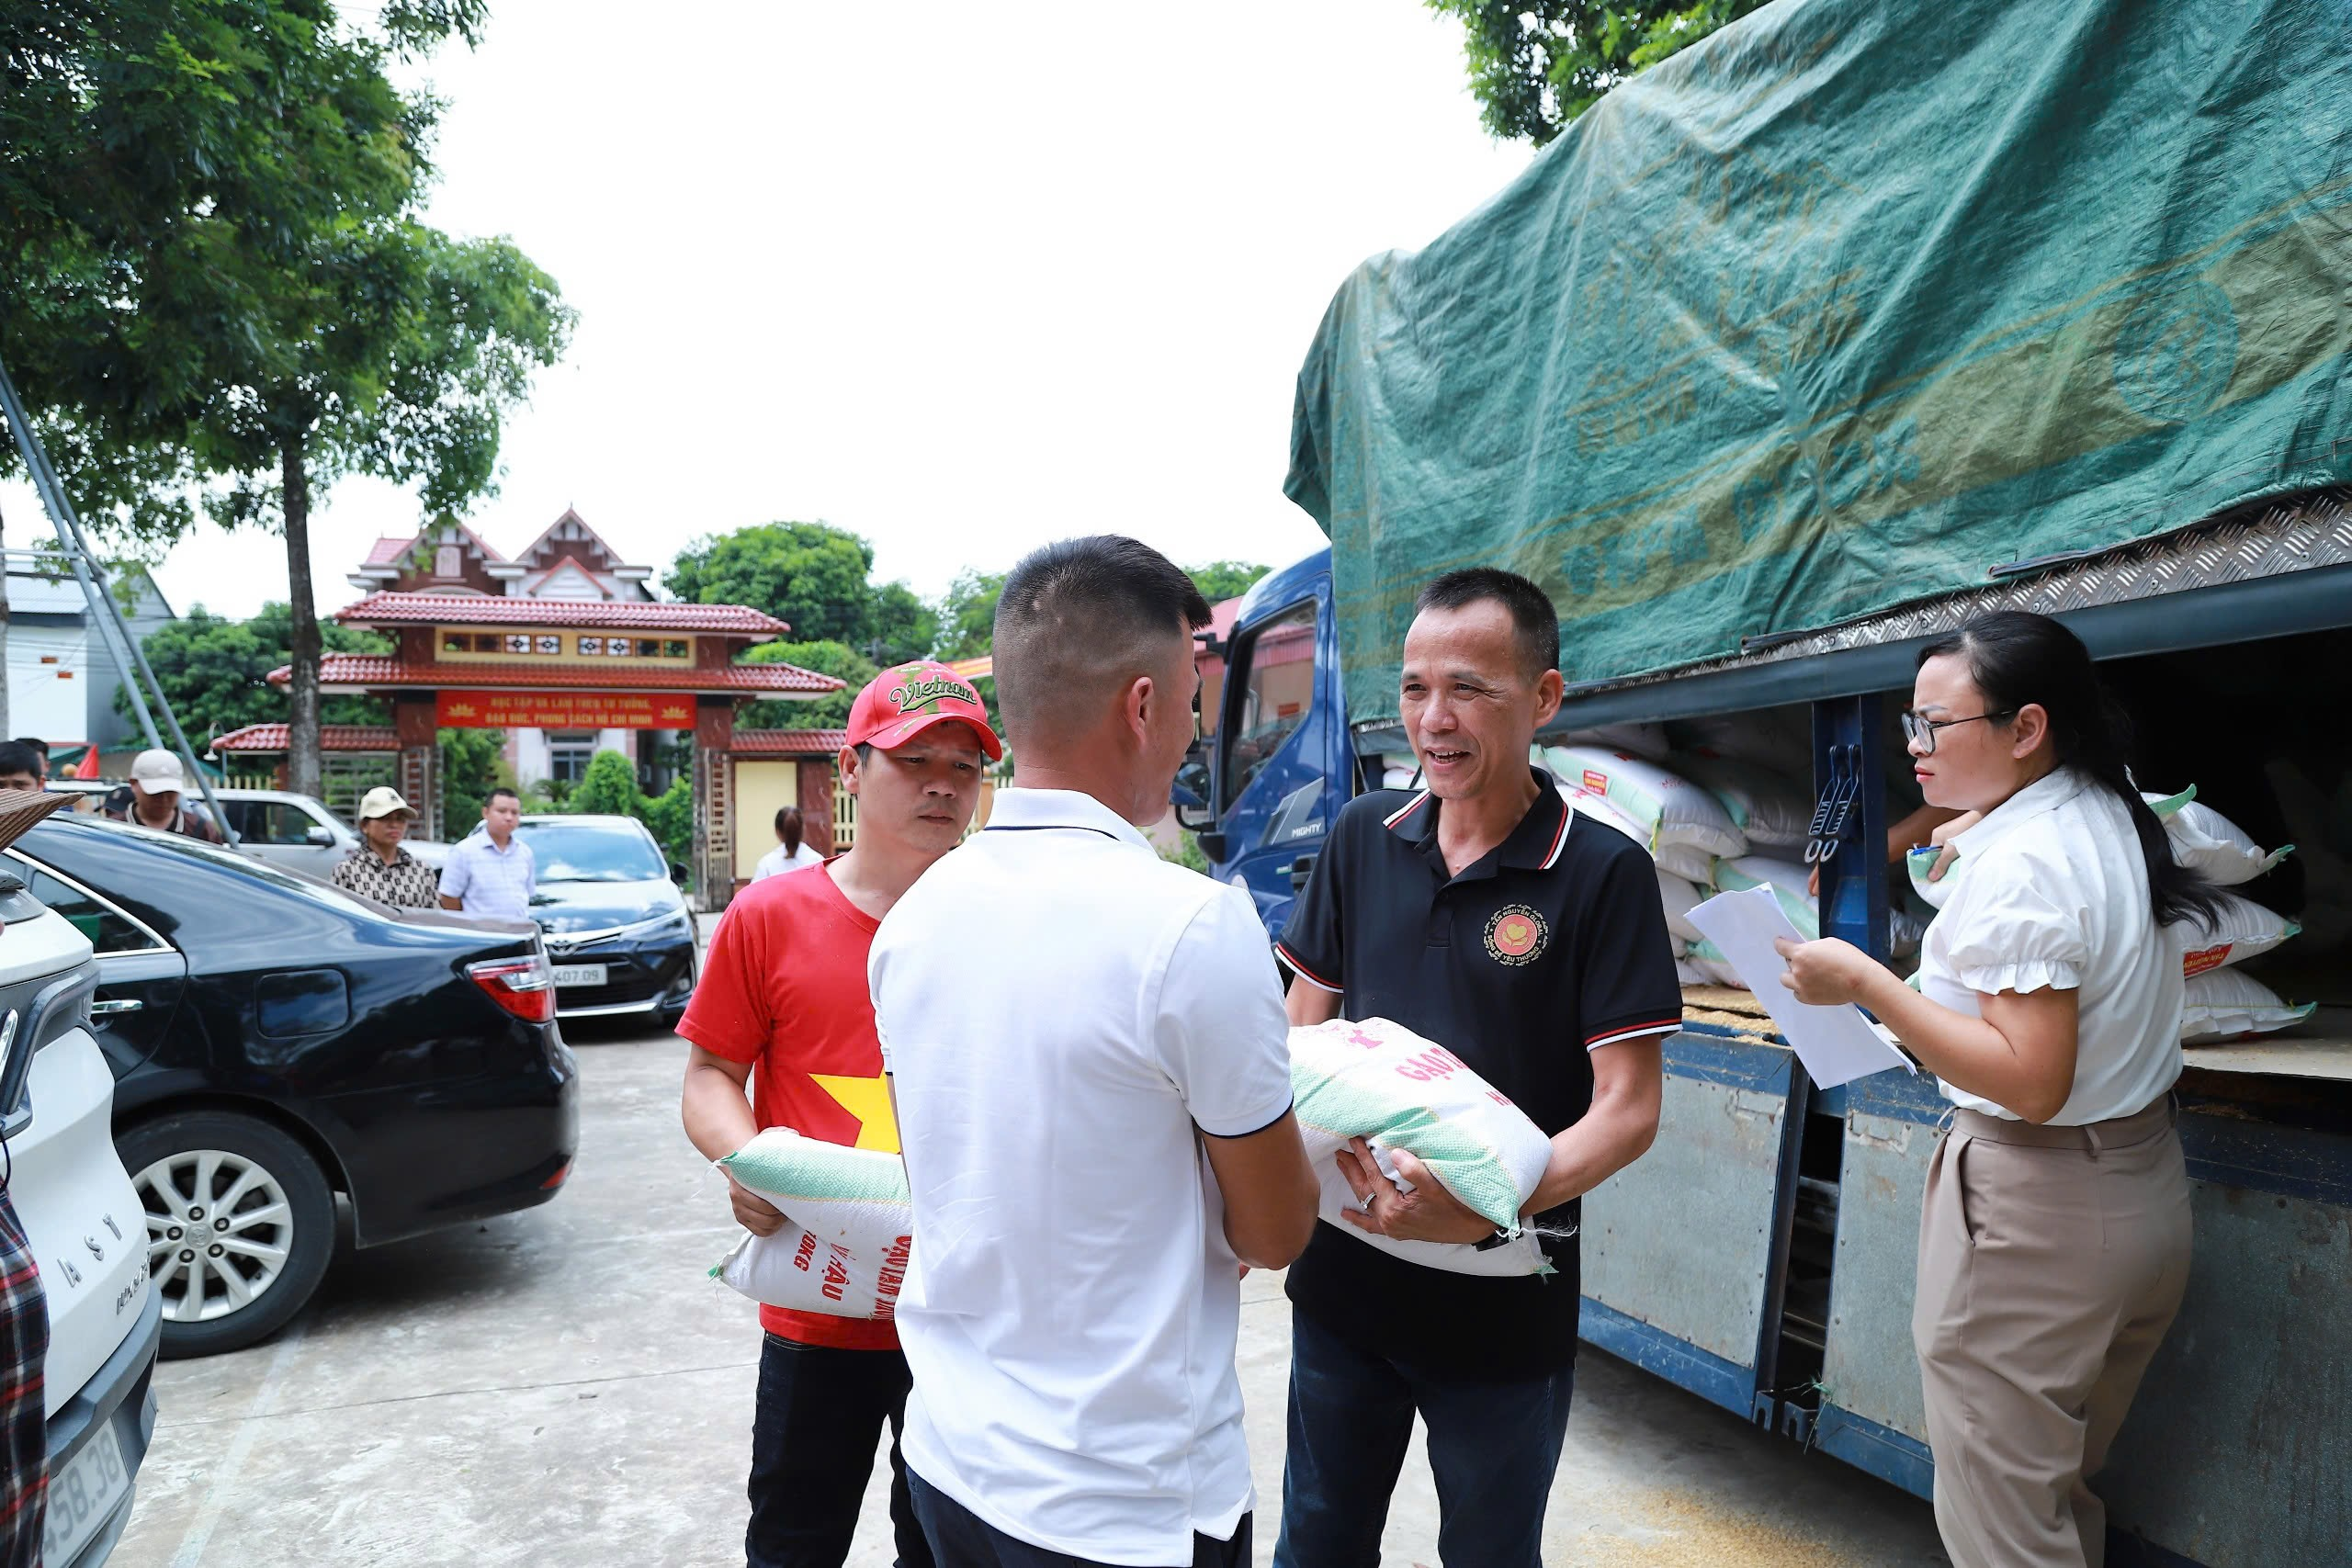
[681,661,1001,1568]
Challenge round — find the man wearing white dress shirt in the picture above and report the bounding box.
[870,535,1318,1568]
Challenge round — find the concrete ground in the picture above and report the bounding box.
[111,1016,1950,1568]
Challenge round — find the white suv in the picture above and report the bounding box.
[0,864,161,1563]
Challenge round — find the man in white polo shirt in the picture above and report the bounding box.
[871,535,1318,1568]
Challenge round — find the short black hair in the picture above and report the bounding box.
[10,738,46,760]
[993,536,1212,741]
[0,742,42,781]
[486,786,522,807]
[1415,568,1558,681]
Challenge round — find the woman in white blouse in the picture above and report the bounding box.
[1779,611,2214,1568]
[751,806,825,881]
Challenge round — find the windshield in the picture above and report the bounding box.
[516,820,666,883]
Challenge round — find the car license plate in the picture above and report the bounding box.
[42,1425,129,1565]
[551,964,608,987]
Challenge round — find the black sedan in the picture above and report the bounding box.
[514,814,698,1023]
[10,814,580,1358]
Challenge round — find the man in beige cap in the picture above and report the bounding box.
[100,748,222,841]
[332,786,441,908]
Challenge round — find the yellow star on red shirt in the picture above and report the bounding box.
[809,1074,900,1154]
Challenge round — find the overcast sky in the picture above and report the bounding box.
[7,2,1530,621]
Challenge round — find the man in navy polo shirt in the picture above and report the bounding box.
[1272,568,1681,1568]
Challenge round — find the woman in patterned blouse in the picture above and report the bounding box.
[332,786,442,908]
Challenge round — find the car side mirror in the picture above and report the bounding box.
[306,827,337,847]
[1196,830,1228,863]
[670,862,689,885]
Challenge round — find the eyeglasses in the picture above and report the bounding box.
[1901,708,2016,754]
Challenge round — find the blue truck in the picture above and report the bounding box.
[1182,4,2352,1563]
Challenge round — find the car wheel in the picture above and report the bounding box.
[118,1111,335,1359]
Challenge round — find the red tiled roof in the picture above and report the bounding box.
[212,724,400,753]
[733,729,851,757]
[272,655,843,694]
[356,525,506,570]
[334,592,786,635]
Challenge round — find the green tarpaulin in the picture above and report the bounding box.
[1286,0,2352,727]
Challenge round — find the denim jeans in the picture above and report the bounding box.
[748,1334,933,1568]
[908,1470,1251,1568]
[1273,1312,1576,1568]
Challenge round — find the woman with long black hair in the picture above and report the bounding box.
[1777,610,2214,1568]
[752,805,824,880]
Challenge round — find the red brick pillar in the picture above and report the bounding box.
[797,760,836,855]
[693,697,737,911]
[394,694,439,840]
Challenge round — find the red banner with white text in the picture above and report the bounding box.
[435,691,697,729]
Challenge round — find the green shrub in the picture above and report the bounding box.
[439,729,506,833]
[1159,832,1211,874]
[640,773,695,868]
[570,750,641,817]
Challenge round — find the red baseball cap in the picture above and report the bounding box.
[845,661,1003,761]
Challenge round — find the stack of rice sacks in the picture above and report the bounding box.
[1535,739,1917,992]
[1536,742,1742,987]
[1907,785,2311,1043]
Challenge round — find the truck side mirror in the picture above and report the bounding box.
[1171,754,1215,831]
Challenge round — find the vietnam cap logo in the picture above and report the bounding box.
[888,671,980,715]
[1485,904,1548,965]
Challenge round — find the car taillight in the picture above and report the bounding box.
[469,956,555,1022]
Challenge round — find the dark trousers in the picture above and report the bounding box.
[748,1334,933,1568]
[1273,1311,1575,1568]
[908,1469,1251,1568]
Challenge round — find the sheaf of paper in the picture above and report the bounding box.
[1686,886,1917,1089]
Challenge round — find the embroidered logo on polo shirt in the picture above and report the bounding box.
[1484,904,1549,965]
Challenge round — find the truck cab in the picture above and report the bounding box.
[1178,547,1350,939]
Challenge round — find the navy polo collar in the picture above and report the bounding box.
[1384,766,1573,874]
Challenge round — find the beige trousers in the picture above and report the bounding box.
[1912,1096,2193,1568]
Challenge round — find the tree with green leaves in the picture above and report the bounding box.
[932,569,1007,662]
[1426,0,1770,144]
[639,773,694,869]
[3,0,571,800]
[865,581,939,667]
[1189,561,1273,604]
[198,220,571,801]
[666,523,934,663]
[127,602,388,744]
[932,561,1264,667]
[568,750,640,817]
[438,726,506,832]
[738,640,876,731]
